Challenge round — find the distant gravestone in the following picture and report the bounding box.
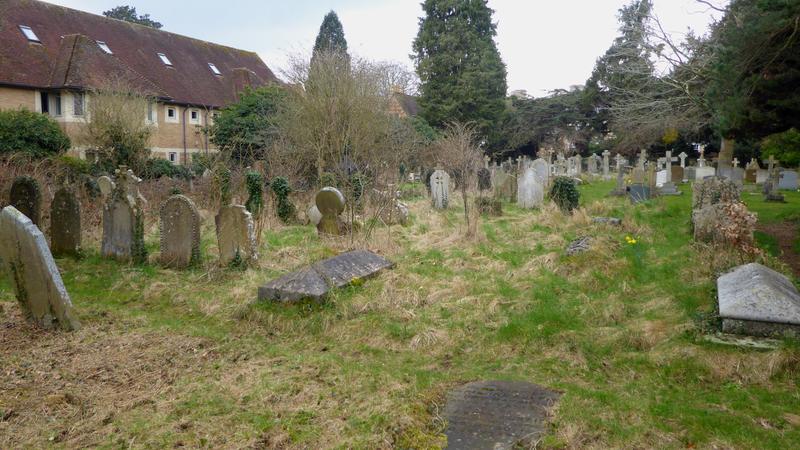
[602,150,611,178]
[655,170,668,188]
[97,175,115,199]
[671,166,684,183]
[756,169,769,185]
[430,169,450,209]
[50,187,81,257]
[160,194,201,268]
[443,381,560,450]
[517,167,544,209]
[0,206,80,330]
[215,205,257,266]
[631,168,645,185]
[315,187,346,235]
[477,168,492,192]
[779,170,798,191]
[9,176,42,226]
[695,166,716,180]
[628,184,650,203]
[532,158,549,189]
[258,250,394,302]
[718,263,800,337]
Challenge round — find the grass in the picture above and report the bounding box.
[1,180,799,449]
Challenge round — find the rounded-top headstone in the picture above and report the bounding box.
[160,194,201,268]
[97,176,115,198]
[9,176,42,226]
[315,187,346,216]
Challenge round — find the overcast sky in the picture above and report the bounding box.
[44,0,725,97]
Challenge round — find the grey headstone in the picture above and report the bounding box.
[50,187,81,257]
[0,206,80,330]
[671,166,684,183]
[532,158,549,189]
[258,250,394,302]
[101,196,136,260]
[97,176,115,198]
[443,381,560,450]
[430,170,450,209]
[592,217,622,226]
[756,169,769,185]
[9,176,42,226]
[718,263,800,337]
[215,205,257,267]
[160,195,201,268]
[516,167,543,209]
[628,184,650,203]
[779,170,798,191]
[316,187,346,235]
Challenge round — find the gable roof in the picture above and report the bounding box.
[390,92,420,117]
[0,0,279,108]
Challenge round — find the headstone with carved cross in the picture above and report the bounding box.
[430,169,450,209]
[678,152,688,168]
[697,145,707,167]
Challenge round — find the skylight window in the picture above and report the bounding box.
[208,63,221,76]
[157,52,172,66]
[96,41,112,54]
[19,25,40,43]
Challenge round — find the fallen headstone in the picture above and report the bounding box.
[258,250,394,302]
[592,217,622,226]
[718,263,800,337]
[443,381,560,450]
[0,206,80,330]
[566,236,592,255]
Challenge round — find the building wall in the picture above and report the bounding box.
[0,86,36,110]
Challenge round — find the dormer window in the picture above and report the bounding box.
[208,63,221,76]
[19,25,40,43]
[97,41,113,54]
[157,52,172,66]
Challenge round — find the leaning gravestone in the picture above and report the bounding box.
[443,381,560,450]
[0,206,80,330]
[50,187,81,257]
[516,167,544,209]
[718,263,800,337]
[215,205,257,267]
[160,194,201,268]
[258,250,394,302]
[9,176,42,226]
[430,169,450,209]
[316,187,346,235]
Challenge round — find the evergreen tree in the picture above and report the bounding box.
[413,0,508,141]
[311,11,349,63]
[103,6,163,29]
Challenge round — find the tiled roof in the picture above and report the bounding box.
[0,0,278,107]
[393,92,419,117]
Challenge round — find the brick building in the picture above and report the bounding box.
[0,0,278,165]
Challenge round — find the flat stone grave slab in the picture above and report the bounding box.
[443,380,560,450]
[258,250,394,302]
[566,236,592,256]
[718,263,800,337]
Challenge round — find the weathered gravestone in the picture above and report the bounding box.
[443,381,560,450]
[430,169,450,209]
[306,205,322,226]
[671,166,684,183]
[779,170,798,191]
[97,175,115,200]
[258,250,394,302]
[477,168,492,192]
[532,158,549,190]
[50,187,81,257]
[160,195,201,268]
[215,205,257,266]
[718,263,800,337]
[0,206,80,330]
[516,167,544,209]
[101,169,146,262]
[9,176,42,226]
[316,187,346,235]
[628,184,650,203]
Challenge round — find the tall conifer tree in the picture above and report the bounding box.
[413,0,508,140]
[312,11,349,64]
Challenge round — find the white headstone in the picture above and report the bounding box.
[430,170,450,209]
[517,167,544,209]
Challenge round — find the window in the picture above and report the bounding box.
[19,25,40,43]
[189,109,200,124]
[53,93,62,116]
[157,52,172,66]
[208,63,221,75]
[168,108,176,118]
[146,102,155,123]
[40,92,49,114]
[73,92,84,116]
[96,41,112,54]
[168,152,178,163]
[165,106,179,123]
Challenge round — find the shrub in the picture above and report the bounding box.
[271,176,295,223]
[0,109,71,157]
[693,201,757,253]
[143,158,192,180]
[549,176,579,213]
[476,197,502,216]
[245,171,265,215]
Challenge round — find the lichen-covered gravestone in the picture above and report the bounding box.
[9,176,42,226]
[215,205,257,267]
[430,169,450,209]
[160,195,201,268]
[97,175,115,201]
[315,187,346,235]
[517,167,544,209]
[0,206,80,330]
[50,187,81,257]
[101,168,146,262]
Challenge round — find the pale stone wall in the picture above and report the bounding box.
[0,86,36,110]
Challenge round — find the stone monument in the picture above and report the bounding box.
[160,194,201,268]
[50,187,81,257]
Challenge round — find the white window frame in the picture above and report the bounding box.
[19,25,40,43]
[168,152,178,163]
[52,93,62,117]
[189,109,201,125]
[208,63,221,76]
[165,106,179,123]
[96,41,113,54]
[157,52,172,66]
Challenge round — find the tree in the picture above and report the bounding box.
[209,85,286,164]
[413,0,508,141]
[761,128,800,167]
[103,6,163,29]
[0,109,70,157]
[311,11,349,67]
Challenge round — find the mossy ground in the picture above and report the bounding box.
[1,181,799,449]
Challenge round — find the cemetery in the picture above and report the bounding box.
[1,0,799,449]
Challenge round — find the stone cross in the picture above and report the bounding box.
[697,145,707,167]
[615,153,625,170]
[768,155,776,172]
[678,152,688,168]
[732,158,740,168]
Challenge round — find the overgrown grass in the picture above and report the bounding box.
[1,180,799,449]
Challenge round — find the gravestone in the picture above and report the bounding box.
[307,205,322,226]
[215,205,257,266]
[678,152,688,168]
[718,263,800,337]
[477,168,492,192]
[97,175,115,200]
[160,194,201,268]
[443,381,560,450]
[517,167,544,209]
[316,187,346,235]
[779,170,798,191]
[532,158,549,189]
[587,154,598,174]
[9,176,42,226]
[101,169,146,262]
[695,166,716,180]
[0,206,80,330]
[628,184,650,203]
[671,166,684,183]
[566,236,592,255]
[430,169,450,209]
[756,169,769,185]
[656,170,668,188]
[50,187,81,257]
[258,250,394,302]
[602,150,611,179]
[631,168,645,185]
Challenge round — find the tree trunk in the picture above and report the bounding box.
[718,138,735,168]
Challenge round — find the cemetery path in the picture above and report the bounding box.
[757,221,800,276]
